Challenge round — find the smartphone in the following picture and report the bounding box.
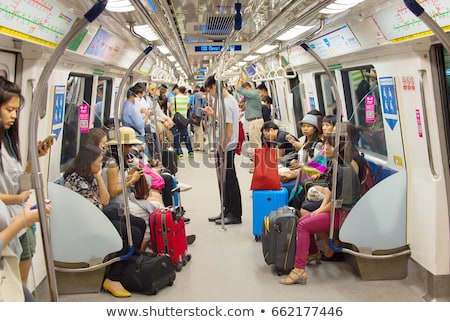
[30,199,51,210]
[39,134,56,149]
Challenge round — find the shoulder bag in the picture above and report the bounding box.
[172,97,189,129]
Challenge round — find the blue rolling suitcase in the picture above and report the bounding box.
[252,187,288,241]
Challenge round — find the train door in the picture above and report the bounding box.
[60,74,93,172]
[272,77,296,135]
[0,50,17,82]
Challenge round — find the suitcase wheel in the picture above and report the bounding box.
[186,254,192,262]
[175,263,183,272]
[254,235,261,242]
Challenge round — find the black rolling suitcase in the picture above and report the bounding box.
[161,147,178,174]
[120,252,176,295]
[261,206,298,275]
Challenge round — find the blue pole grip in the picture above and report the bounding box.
[120,245,135,261]
[84,0,108,22]
[328,238,343,252]
[403,0,424,17]
[298,42,310,51]
[144,45,154,55]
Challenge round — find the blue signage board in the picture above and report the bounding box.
[194,45,242,52]
[52,85,66,139]
[379,76,398,116]
[379,76,398,130]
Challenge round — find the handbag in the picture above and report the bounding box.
[0,246,25,302]
[134,173,149,200]
[172,98,189,129]
[250,147,281,190]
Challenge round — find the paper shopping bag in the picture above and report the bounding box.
[250,147,281,190]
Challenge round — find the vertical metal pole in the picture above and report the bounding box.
[27,0,108,302]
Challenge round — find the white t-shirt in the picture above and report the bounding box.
[0,150,26,237]
[224,94,239,151]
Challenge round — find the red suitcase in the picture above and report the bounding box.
[150,207,191,271]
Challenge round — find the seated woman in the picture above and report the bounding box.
[280,115,323,207]
[280,134,360,285]
[63,144,146,298]
[105,127,164,251]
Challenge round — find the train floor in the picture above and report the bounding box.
[37,149,427,302]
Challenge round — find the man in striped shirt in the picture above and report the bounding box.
[169,86,194,159]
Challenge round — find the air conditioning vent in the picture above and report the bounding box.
[202,14,234,40]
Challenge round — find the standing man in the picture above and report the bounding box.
[204,75,242,225]
[237,75,263,173]
[121,84,152,158]
[169,86,194,159]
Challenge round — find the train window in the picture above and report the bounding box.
[267,80,281,120]
[289,76,304,137]
[315,73,335,116]
[342,66,387,157]
[94,78,113,128]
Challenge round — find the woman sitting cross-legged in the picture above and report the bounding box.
[63,144,146,297]
[280,134,361,285]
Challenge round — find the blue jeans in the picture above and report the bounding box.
[171,125,193,155]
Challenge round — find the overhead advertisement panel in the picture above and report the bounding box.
[186,42,249,55]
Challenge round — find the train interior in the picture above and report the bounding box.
[0,0,449,302]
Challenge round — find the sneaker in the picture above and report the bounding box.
[188,152,194,158]
[176,182,192,192]
[178,154,184,160]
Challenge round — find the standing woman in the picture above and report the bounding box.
[0,77,54,285]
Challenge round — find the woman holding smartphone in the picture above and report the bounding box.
[0,76,54,287]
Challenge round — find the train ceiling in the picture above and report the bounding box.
[58,0,382,81]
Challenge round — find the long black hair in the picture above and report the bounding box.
[63,144,103,182]
[0,77,24,162]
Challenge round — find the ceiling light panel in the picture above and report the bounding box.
[276,25,315,41]
[256,45,277,54]
[106,0,135,12]
[244,55,259,61]
[133,24,159,41]
[157,46,170,54]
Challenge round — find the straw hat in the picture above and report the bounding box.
[107,127,143,145]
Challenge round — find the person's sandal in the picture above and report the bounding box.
[279,270,307,285]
